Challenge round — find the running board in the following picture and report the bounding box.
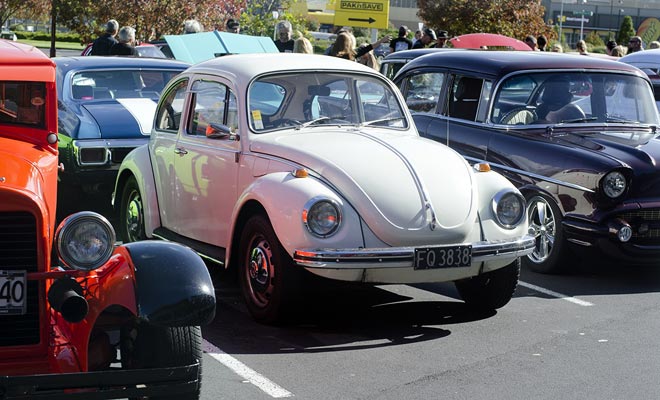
[152,227,226,266]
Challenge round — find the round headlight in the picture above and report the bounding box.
[602,171,627,199]
[492,190,526,229]
[56,212,116,271]
[303,198,341,237]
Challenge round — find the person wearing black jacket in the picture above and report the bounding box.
[109,26,138,56]
[90,20,119,56]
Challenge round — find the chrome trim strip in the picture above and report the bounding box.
[463,156,595,193]
[293,235,535,269]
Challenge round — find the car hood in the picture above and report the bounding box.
[556,128,660,197]
[0,139,53,201]
[250,129,478,245]
[81,98,157,139]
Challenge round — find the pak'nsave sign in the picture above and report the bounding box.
[334,0,389,29]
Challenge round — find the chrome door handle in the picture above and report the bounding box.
[174,147,188,155]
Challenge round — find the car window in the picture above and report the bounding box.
[380,61,405,80]
[401,72,444,114]
[249,72,407,132]
[188,80,238,136]
[71,69,181,100]
[0,81,45,128]
[155,78,188,133]
[448,75,484,121]
[492,72,659,127]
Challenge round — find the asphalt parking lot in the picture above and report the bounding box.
[57,188,660,400]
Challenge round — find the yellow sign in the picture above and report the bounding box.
[334,0,389,30]
[638,17,660,45]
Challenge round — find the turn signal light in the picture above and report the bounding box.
[292,168,309,178]
[474,163,491,172]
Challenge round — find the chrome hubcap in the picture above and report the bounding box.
[247,237,274,308]
[527,196,556,263]
[125,190,143,242]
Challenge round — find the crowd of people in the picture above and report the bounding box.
[89,16,660,68]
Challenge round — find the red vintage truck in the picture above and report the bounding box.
[0,40,215,399]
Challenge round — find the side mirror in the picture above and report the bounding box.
[206,122,239,141]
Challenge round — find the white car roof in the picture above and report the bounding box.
[186,53,379,82]
[620,48,660,65]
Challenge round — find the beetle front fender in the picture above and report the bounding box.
[123,241,216,326]
[228,171,363,262]
[113,145,160,237]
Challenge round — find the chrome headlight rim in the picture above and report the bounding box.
[56,211,116,271]
[302,197,342,238]
[601,170,628,200]
[491,189,526,229]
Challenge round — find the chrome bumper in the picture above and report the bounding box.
[293,235,535,269]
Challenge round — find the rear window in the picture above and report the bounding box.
[0,81,46,128]
[71,69,181,100]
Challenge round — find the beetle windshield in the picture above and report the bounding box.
[0,81,46,128]
[492,72,660,129]
[248,72,408,132]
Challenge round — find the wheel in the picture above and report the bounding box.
[455,259,520,310]
[522,193,570,274]
[238,214,301,324]
[119,176,146,243]
[121,321,203,399]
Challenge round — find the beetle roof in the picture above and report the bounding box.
[187,53,379,80]
[399,50,645,79]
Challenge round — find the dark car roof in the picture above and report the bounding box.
[397,51,645,79]
[382,47,464,62]
[52,56,190,74]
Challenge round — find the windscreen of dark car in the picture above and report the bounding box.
[248,72,407,132]
[70,69,181,101]
[492,72,660,127]
[0,81,45,127]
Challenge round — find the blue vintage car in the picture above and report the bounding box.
[54,56,189,198]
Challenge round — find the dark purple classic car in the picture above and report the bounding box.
[394,51,660,273]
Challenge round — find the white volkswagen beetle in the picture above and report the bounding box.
[113,53,534,324]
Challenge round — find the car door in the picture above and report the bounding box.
[151,77,189,229]
[171,77,240,246]
[400,70,493,162]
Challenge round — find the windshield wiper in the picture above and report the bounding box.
[360,116,406,127]
[605,116,638,124]
[559,117,598,124]
[296,116,330,129]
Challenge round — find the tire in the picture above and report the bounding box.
[238,214,301,324]
[121,321,203,399]
[522,193,570,274]
[455,259,520,310]
[119,176,146,243]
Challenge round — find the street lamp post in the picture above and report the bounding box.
[558,0,565,44]
[579,0,587,41]
[272,11,279,40]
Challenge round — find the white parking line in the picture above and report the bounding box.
[518,281,594,306]
[203,339,294,398]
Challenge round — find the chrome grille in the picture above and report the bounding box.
[0,211,40,346]
[617,209,660,242]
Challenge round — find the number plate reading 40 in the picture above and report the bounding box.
[0,270,27,315]
[414,245,472,270]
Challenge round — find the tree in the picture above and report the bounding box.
[0,0,49,30]
[417,0,553,42]
[53,0,246,44]
[616,15,635,46]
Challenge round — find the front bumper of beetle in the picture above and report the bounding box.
[293,235,535,269]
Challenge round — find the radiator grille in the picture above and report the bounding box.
[617,209,660,243]
[0,212,41,346]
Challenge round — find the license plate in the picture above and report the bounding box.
[0,270,27,315]
[414,245,472,270]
